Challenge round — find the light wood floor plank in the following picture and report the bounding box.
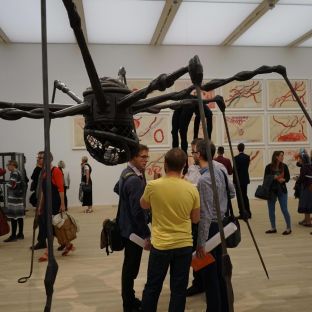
[0,198,311,311]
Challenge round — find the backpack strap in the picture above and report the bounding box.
[221,170,234,218]
[116,169,137,221]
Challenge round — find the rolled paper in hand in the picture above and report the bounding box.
[129,233,145,248]
[191,253,215,271]
[192,222,237,258]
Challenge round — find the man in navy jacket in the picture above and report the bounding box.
[234,143,251,219]
[116,144,150,312]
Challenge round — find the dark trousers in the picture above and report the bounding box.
[190,223,203,289]
[142,246,192,312]
[122,238,143,311]
[236,183,251,217]
[10,218,23,237]
[171,107,194,154]
[194,105,213,139]
[37,214,47,245]
[201,222,229,312]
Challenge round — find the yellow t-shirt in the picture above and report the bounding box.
[142,176,200,250]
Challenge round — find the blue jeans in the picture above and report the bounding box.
[267,192,291,229]
[142,246,192,312]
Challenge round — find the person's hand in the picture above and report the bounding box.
[153,171,162,179]
[60,203,65,212]
[144,239,151,251]
[278,178,285,183]
[196,246,206,259]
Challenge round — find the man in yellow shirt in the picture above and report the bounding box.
[140,148,200,312]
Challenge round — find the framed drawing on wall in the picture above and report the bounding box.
[221,80,263,110]
[145,151,166,181]
[269,113,308,144]
[245,148,265,179]
[187,114,217,145]
[267,79,308,109]
[174,79,218,110]
[224,148,265,179]
[133,112,171,148]
[127,79,174,100]
[222,114,264,145]
[72,116,86,149]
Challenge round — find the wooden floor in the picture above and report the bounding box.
[0,198,312,312]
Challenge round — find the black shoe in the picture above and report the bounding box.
[123,306,142,312]
[57,244,66,251]
[133,298,141,309]
[265,229,277,234]
[282,230,292,235]
[186,285,204,297]
[16,233,24,240]
[30,242,47,250]
[4,236,17,242]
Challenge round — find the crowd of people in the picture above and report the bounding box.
[0,152,93,262]
[1,141,312,312]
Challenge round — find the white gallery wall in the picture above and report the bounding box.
[1,43,312,207]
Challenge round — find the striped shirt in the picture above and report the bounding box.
[197,164,235,247]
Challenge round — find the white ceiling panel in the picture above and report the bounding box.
[185,0,261,3]
[234,3,312,46]
[0,0,76,43]
[163,2,259,45]
[278,0,312,4]
[83,0,165,44]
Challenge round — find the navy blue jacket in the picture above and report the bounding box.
[116,166,150,239]
[234,152,250,186]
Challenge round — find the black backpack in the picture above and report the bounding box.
[100,170,136,255]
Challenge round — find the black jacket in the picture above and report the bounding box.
[264,163,290,194]
[234,153,250,185]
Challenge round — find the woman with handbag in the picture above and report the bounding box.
[81,156,93,213]
[38,152,75,261]
[264,151,292,235]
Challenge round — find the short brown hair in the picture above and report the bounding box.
[130,144,149,159]
[164,148,187,172]
[196,140,216,161]
[8,160,18,168]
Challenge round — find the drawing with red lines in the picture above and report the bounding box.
[224,115,264,144]
[270,114,308,143]
[133,114,170,146]
[268,80,307,109]
[145,152,165,181]
[223,80,262,109]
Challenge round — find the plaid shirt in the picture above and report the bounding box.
[197,163,235,247]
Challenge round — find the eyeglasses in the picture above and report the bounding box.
[191,151,198,155]
[139,155,149,160]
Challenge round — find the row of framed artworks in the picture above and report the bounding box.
[127,78,309,110]
[73,111,309,148]
[72,77,312,181]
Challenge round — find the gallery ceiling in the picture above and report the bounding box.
[1,0,312,47]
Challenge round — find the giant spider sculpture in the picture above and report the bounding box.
[1,1,312,312]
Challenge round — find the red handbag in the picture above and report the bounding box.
[0,208,10,236]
